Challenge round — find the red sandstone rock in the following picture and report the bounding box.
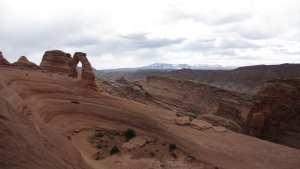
[39,50,72,73]
[190,119,213,130]
[13,56,40,69]
[197,114,244,133]
[213,126,227,133]
[70,52,95,80]
[247,77,300,149]
[174,116,190,125]
[0,51,11,65]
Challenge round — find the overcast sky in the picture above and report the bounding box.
[1,0,299,69]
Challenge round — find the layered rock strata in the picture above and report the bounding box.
[39,50,73,73]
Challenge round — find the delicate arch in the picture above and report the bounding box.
[69,52,95,80]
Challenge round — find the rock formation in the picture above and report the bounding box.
[174,116,190,126]
[13,56,40,69]
[246,78,300,149]
[197,114,243,133]
[39,50,73,73]
[213,126,227,133]
[69,52,95,80]
[0,51,11,65]
[190,119,213,130]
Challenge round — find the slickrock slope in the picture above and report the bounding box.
[0,96,91,169]
[13,56,40,69]
[39,50,73,73]
[0,51,11,65]
[1,53,300,169]
[246,78,300,149]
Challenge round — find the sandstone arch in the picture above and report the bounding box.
[69,52,95,80]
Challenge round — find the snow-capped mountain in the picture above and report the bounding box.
[140,63,236,70]
[99,63,237,72]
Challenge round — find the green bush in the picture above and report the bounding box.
[169,143,176,151]
[110,146,120,155]
[125,128,135,139]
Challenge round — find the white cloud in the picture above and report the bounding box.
[0,0,299,69]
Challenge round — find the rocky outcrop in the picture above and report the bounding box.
[246,78,300,149]
[190,119,213,130]
[13,56,40,69]
[0,51,11,65]
[39,50,73,73]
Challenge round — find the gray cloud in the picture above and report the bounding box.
[218,39,262,48]
[239,29,281,40]
[164,9,253,26]
[119,33,185,49]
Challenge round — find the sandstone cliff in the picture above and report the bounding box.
[246,78,300,149]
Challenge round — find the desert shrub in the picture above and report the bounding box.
[97,145,102,149]
[214,167,218,169]
[125,128,135,139]
[170,152,177,158]
[110,146,120,155]
[169,143,176,151]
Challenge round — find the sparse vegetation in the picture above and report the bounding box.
[97,145,102,149]
[169,143,176,151]
[125,128,135,139]
[170,152,177,158]
[110,146,120,155]
[214,167,219,169]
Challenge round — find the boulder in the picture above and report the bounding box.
[213,126,227,133]
[174,116,190,126]
[0,51,11,65]
[197,114,243,133]
[39,50,72,73]
[190,119,213,130]
[13,56,40,69]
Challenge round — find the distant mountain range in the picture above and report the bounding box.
[98,63,237,73]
